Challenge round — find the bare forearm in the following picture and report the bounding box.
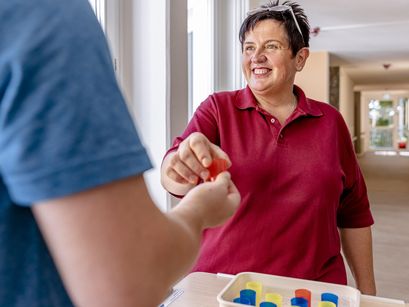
[33,171,239,306]
[340,227,376,295]
[33,176,203,307]
[162,206,204,280]
[127,208,203,302]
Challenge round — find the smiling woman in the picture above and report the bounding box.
[161,0,376,297]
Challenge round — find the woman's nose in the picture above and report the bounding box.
[251,49,267,63]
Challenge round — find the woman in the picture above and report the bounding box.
[161,0,376,295]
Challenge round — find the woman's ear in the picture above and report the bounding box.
[295,47,309,72]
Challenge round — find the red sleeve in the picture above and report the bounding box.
[336,114,374,228]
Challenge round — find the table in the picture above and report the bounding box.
[169,272,408,307]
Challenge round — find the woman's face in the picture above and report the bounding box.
[242,19,302,97]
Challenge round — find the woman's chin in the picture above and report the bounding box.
[249,82,270,93]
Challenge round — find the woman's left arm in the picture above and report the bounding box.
[340,226,376,295]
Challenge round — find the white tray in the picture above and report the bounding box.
[217,272,360,307]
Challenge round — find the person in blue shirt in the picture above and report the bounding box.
[0,0,240,306]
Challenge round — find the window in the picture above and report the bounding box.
[88,0,120,80]
[188,0,214,117]
[88,0,106,32]
[188,0,249,116]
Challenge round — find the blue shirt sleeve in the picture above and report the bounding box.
[0,0,152,205]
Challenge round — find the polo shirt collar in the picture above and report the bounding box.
[293,85,323,117]
[235,85,323,117]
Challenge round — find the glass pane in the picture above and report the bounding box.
[187,0,213,118]
[370,129,393,148]
[369,99,394,149]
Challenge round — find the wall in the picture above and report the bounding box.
[249,0,259,9]
[295,51,330,103]
[339,67,355,136]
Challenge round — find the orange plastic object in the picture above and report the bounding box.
[295,289,311,307]
[206,158,228,181]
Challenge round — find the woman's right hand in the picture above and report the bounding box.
[161,132,231,195]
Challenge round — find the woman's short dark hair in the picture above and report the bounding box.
[239,0,310,56]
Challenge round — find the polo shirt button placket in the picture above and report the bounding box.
[268,117,278,136]
[277,132,285,144]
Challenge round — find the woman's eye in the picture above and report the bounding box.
[245,46,255,51]
[266,44,280,50]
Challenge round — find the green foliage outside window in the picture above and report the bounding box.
[376,118,391,126]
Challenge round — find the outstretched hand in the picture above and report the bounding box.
[178,171,240,229]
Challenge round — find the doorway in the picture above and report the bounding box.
[369,99,394,149]
[367,96,409,151]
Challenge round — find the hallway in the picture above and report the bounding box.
[353,152,409,301]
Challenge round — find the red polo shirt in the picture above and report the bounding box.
[166,85,374,284]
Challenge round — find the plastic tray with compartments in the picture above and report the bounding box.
[217,272,360,307]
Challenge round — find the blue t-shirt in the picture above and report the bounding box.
[0,0,152,306]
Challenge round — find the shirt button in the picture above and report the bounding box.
[279,134,284,138]
[270,118,276,124]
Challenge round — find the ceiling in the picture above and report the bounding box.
[254,0,409,87]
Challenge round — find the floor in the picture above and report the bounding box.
[345,151,409,301]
